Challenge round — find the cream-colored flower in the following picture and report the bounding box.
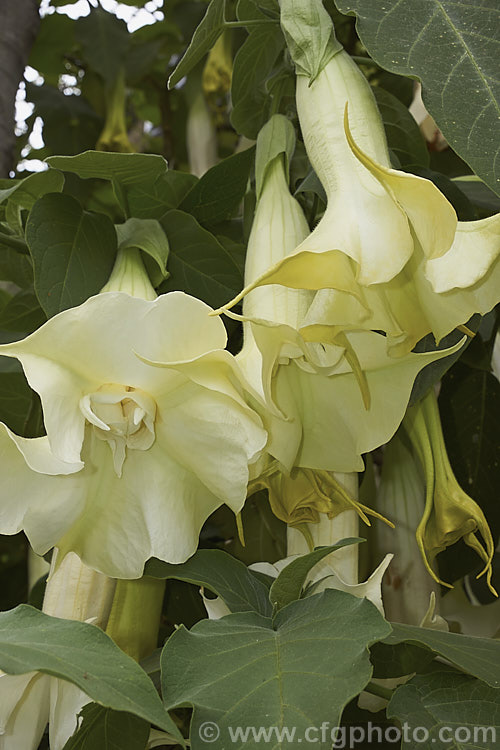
[0,262,266,577]
[226,115,464,481]
[223,3,500,356]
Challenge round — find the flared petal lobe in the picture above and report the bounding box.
[0,292,266,577]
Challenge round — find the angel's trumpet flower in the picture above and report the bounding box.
[404,389,496,596]
[224,0,500,357]
[0,248,266,577]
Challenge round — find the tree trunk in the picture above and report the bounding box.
[0,0,40,177]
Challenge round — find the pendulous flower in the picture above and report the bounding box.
[404,389,496,596]
[0,249,266,577]
[224,114,464,482]
[225,0,500,357]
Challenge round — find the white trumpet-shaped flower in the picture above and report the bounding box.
[223,115,464,482]
[227,0,500,356]
[0,251,266,577]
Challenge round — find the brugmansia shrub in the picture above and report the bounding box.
[0,0,499,748]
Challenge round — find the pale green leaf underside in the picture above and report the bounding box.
[162,590,391,749]
[0,606,182,739]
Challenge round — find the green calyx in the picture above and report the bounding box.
[279,0,343,82]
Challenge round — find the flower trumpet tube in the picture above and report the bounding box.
[0,248,266,577]
[0,551,116,750]
[404,389,496,595]
[223,0,500,356]
[185,69,218,178]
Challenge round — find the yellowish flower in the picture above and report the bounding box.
[223,2,500,357]
[0,250,266,577]
[404,389,496,596]
[228,115,465,481]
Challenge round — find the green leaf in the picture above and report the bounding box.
[29,13,75,81]
[126,172,198,221]
[438,364,500,588]
[0,288,47,335]
[26,83,103,157]
[162,590,391,749]
[158,209,243,308]
[0,170,64,210]
[453,176,500,215]
[47,152,168,188]
[168,0,226,89]
[230,24,285,139]
[75,9,130,85]
[269,539,362,611]
[116,218,169,280]
[180,147,256,226]
[26,193,117,317]
[369,641,434,679]
[145,549,272,617]
[373,87,429,170]
[384,622,500,688]
[0,359,43,438]
[62,703,150,750]
[0,248,33,289]
[335,0,500,195]
[0,605,182,740]
[388,669,500,749]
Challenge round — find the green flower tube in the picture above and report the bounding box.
[404,389,496,596]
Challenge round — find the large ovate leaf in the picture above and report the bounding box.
[145,549,272,616]
[0,606,182,740]
[0,288,46,336]
[0,248,33,289]
[26,193,117,317]
[384,623,500,688]
[46,152,167,188]
[62,703,150,750]
[168,0,226,88]
[388,669,500,749]
[335,0,500,195]
[126,172,198,221]
[269,539,362,611]
[0,170,64,210]
[230,24,285,139]
[162,590,391,749]
[26,83,103,157]
[75,9,130,85]
[370,641,434,679]
[180,147,256,226]
[158,209,243,308]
